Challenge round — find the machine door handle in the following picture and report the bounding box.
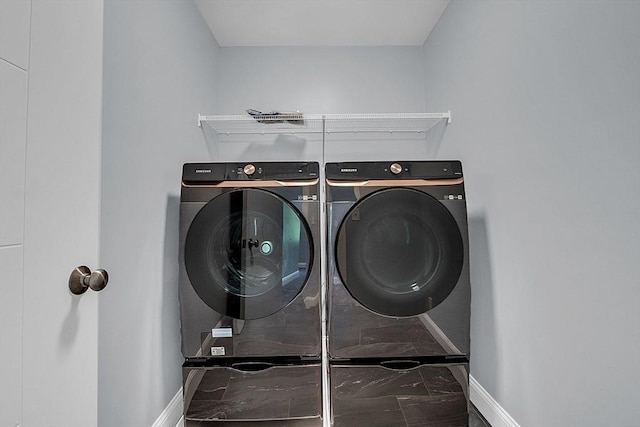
[69,266,109,295]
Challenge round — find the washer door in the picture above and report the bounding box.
[185,188,313,320]
[335,188,463,317]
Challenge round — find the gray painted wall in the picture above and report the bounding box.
[422,1,640,426]
[100,1,219,426]
[216,46,428,162]
[218,46,425,114]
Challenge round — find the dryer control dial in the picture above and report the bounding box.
[390,163,403,175]
[243,164,256,176]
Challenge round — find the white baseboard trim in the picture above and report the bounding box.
[470,375,520,427]
[159,378,518,427]
[152,388,183,427]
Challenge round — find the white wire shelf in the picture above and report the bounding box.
[198,112,451,135]
[198,113,322,135]
[197,112,452,161]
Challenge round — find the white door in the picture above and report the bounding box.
[0,1,104,426]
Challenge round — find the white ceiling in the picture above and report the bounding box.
[194,0,451,47]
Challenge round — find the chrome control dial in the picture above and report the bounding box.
[390,163,403,175]
[243,164,256,176]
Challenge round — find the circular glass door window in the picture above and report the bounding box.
[185,188,313,319]
[335,188,463,317]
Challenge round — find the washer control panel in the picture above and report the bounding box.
[183,162,319,183]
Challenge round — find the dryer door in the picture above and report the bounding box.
[335,188,463,317]
[185,188,313,319]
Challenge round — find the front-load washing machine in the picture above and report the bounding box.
[179,162,322,425]
[325,160,471,426]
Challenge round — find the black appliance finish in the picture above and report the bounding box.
[331,361,469,427]
[182,358,322,427]
[179,162,322,425]
[325,161,471,426]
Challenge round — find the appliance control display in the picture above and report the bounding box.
[326,161,462,180]
[183,162,319,182]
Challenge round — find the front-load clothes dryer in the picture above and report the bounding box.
[325,161,471,426]
[325,161,470,360]
[179,162,322,359]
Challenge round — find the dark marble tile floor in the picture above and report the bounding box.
[184,407,490,427]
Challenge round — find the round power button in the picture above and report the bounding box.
[243,164,256,176]
[390,163,403,175]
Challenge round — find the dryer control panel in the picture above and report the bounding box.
[183,162,319,183]
[325,161,463,180]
